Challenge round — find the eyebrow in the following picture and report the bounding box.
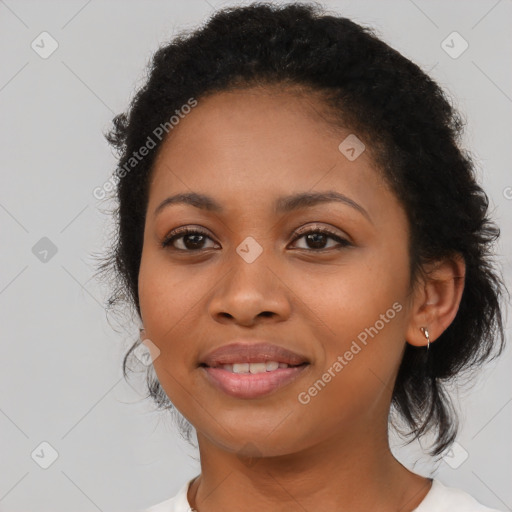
[154,191,372,223]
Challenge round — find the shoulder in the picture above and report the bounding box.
[141,478,195,512]
[414,479,504,512]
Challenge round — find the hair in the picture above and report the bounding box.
[95,1,507,456]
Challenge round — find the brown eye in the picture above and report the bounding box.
[290,228,351,251]
[162,228,218,251]
[161,226,351,252]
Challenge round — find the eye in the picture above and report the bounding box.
[289,225,351,251]
[161,225,351,252]
[161,227,218,251]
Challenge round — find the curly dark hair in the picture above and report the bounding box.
[95,1,507,456]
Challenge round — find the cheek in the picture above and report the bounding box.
[138,250,223,391]
[289,242,410,395]
[139,250,208,332]
[291,274,408,433]
[138,254,201,409]
[293,248,408,340]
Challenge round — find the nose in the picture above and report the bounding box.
[207,253,292,327]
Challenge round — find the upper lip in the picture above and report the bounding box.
[200,341,310,367]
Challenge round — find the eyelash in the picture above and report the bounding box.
[161,225,351,252]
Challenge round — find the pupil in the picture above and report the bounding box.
[185,234,204,249]
[307,233,326,248]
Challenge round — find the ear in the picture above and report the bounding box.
[405,253,466,348]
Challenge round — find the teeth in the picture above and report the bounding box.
[233,363,249,373]
[249,362,267,374]
[266,361,279,371]
[220,361,289,374]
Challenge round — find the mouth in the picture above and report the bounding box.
[199,341,311,399]
[200,361,308,373]
[200,363,310,399]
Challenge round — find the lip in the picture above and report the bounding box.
[202,365,309,399]
[200,341,309,367]
[199,340,310,399]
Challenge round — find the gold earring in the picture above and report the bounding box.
[420,327,430,351]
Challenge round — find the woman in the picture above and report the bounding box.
[97,3,507,511]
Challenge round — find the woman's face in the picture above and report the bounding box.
[138,86,417,457]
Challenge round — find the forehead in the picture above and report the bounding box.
[147,86,395,219]
[155,85,343,154]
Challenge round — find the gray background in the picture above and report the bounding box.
[1,0,511,511]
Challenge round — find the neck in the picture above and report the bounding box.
[188,423,431,512]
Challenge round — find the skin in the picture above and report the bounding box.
[138,85,465,512]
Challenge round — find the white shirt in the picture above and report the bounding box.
[142,477,503,511]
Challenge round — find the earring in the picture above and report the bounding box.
[420,327,430,351]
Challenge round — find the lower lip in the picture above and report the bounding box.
[201,364,309,399]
